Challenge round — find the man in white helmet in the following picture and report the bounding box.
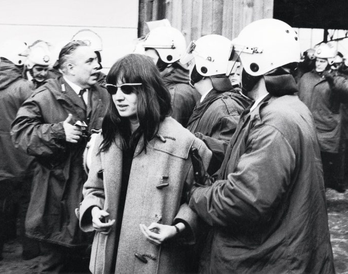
[189,19,335,273]
[141,26,201,127]
[183,34,252,174]
[331,51,344,71]
[298,42,346,193]
[0,40,40,260]
[329,54,348,189]
[23,40,52,89]
[294,48,316,82]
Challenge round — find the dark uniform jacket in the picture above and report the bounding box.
[328,70,348,141]
[161,64,200,127]
[298,70,345,153]
[189,74,335,274]
[0,58,35,182]
[187,84,252,174]
[11,76,109,247]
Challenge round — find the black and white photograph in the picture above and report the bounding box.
[0,0,347,273]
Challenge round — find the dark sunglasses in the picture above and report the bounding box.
[105,83,142,95]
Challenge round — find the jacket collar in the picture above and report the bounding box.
[264,70,298,97]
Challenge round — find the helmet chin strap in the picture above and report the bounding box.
[189,65,204,87]
[241,69,261,94]
[156,58,169,72]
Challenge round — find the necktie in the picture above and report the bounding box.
[79,89,87,108]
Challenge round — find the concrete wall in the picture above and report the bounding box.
[0,0,140,71]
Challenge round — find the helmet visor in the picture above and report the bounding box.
[180,40,197,66]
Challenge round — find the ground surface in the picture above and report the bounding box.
[327,188,348,274]
[0,189,347,274]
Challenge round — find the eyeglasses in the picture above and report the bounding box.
[105,83,142,95]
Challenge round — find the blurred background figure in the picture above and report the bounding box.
[72,29,106,85]
[140,25,200,127]
[324,53,348,191]
[331,51,344,71]
[298,42,346,193]
[298,42,336,106]
[23,40,52,89]
[0,39,40,260]
[229,61,242,88]
[294,48,316,82]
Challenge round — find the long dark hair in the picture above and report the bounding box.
[100,53,172,153]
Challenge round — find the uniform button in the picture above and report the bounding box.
[134,253,147,263]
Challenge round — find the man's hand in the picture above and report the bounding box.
[63,114,82,143]
[323,71,335,84]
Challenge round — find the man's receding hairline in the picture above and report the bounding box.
[64,45,93,65]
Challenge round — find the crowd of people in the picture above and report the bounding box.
[0,18,340,273]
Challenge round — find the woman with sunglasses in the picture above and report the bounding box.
[78,53,212,274]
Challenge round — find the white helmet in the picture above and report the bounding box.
[25,42,52,69]
[343,55,348,67]
[334,54,343,64]
[314,42,337,65]
[232,18,300,76]
[72,29,103,52]
[50,40,70,69]
[142,26,186,64]
[184,34,234,77]
[0,39,28,66]
[303,48,315,61]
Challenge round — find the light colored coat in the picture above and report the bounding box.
[79,117,212,274]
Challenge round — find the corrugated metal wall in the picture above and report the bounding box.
[138,0,274,43]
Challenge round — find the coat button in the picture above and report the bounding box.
[134,253,148,263]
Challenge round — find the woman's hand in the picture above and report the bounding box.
[139,222,185,245]
[91,207,115,234]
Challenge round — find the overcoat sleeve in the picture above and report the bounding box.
[331,74,348,103]
[174,137,212,242]
[11,93,67,160]
[189,124,295,229]
[79,133,105,232]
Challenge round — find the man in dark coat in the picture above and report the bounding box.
[0,40,40,260]
[184,34,252,175]
[141,25,201,127]
[298,43,346,193]
[11,40,109,273]
[189,19,335,274]
[324,58,348,189]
